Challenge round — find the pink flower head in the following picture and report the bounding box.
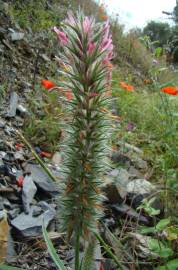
[87,41,95,54]
[83,16,92,33]
[101,35,112,51]
[103,20,110,38]
[65,11,75,26]
[53,26,68,45]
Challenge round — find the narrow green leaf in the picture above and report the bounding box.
[42,224,67,270]
[0,265,24,270]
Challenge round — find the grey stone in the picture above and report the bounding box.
[0,151,6,158]
[111,203,149,224]
[128,166,143,179]
[41,54,50,62]
[111,151,131,167]
[22,175,37,214]
[14,150,25,161]
[130,155,148,170]
[10,32,24,41]
[126,179,157,209]
[26,164,58,195]
[0,118,6,128]
[108,168,120,177]
[0,196,4,210]
[17,104,28,116]
[4,126,15,136]
[107,168,130,199]
[3,198,11,209]
[11,205,56,237]
[51,152,62,166]
[126,179,155,195]
[8,208,21,219]
[37,201,56,211]
[7,92,19,117]
[118,142,143,155]
[32,206,43,217]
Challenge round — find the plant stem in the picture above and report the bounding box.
[75,229,80,270]
[95,232,124,270]
[16,130,57,182]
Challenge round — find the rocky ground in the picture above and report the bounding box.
[0,2,166,270]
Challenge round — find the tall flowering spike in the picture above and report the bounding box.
[83,16,92,33]
[53,26,68,45]
[54,11,113,239]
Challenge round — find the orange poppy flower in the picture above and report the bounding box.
[41,79,56,90]
[161,86,178,96]
[100,15,108,21]
[107,62,113,70]
[120,82,134,91]
[64,91,73,100]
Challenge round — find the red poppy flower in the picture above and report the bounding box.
[15,143,23,151]
[40,151,52,158]
[41,79,56,90]
[64,91,73,100]
[17,175,24,188]
[161,86,178,96]
[120,82,134,91]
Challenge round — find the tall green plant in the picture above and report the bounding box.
[53,10,113,269]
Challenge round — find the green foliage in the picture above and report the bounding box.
[139,218,171,235]
[173,0,178,23]
[154,259,178,270]
[8,0,61,31]
[143,21,171,47]
[154,47,163,58]
[112,69,178,175]
[0,265,24,270]
[155,218,171,231]
[23,85,62,152]
[137,197,160,216]
[139,217,176,267]
[42,224,67,270]
[165,226,178,241]
[148,238,173,258]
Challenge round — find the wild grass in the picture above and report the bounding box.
[23,84,63,152]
